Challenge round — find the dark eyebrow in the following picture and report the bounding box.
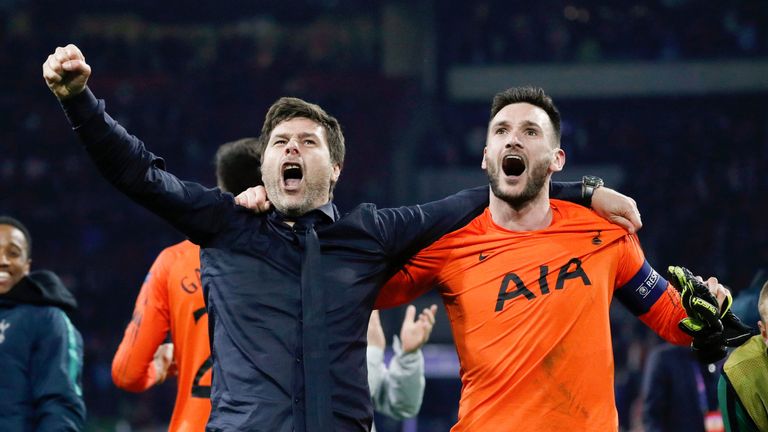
[490,120,543,130]
[520,120,542,130]
[297,132,320,140]
[490,120,511,129]
[272,132,321,141]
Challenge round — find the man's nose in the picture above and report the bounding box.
[284,139,300,155]
[0,254,9,266]
[505,133,524,149]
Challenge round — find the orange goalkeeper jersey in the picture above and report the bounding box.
[112,240,211,431]
[376,200,691,431]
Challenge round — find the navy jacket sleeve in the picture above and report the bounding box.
[375,182,585,259]
[60,89,233,244]
[550,181,588,206]
[375,186,489,260]
[30,309,85,432]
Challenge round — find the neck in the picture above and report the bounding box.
[488,188,552,231]
[277,200,332,227]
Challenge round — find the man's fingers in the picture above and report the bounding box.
[420,305,437,326]
[43,55,64,77]
[54,46,68,63]
[42,63,63,84]
[237,194,251,208]
[234,187,270,213]
[369,310,381,327]
[243,188,259,209]
[234,187,253,206]
[54,45,81,62]
[63,45,77,60]
[62,59,90,74]
[592,188,643,233]
[44,47,90,85]
[254,186,267,201]
[246,192,258,210]
[254,186,269,212]
[623,204,642,233]
[403,304,416,324]
[703,278,725,304]
[367,309,386,348]
[259,201,271,212]
[610,215,635,234]
[236,192,249,207]
[611,198,642,234]
[64,43,85,61]
[45,54,62,73]
[711,284,730,311]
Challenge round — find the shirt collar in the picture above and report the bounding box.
[272,201,338,226]
[311,201,338,224]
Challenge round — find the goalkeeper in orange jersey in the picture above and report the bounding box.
[111,138,262,431]
[375,87,754,431]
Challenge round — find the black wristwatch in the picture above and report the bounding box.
[582,175,604,208]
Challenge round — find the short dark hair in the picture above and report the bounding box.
[490,86,561,142]
[215,138,262,195]
[258,97,345,170]
[0,216,31,257]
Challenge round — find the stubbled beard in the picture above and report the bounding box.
[487,157,549,211]
[264,176,330,217]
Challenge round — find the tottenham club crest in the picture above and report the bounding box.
[0,319,10,344]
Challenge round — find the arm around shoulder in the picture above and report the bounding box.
[375,186,489,259]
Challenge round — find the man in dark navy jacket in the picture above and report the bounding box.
[0,216,85,431]
[43,44,640,432]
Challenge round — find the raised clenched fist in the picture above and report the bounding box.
[42,44,91,100]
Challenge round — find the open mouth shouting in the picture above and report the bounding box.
[282,162,304,190]
[502,155,526,177]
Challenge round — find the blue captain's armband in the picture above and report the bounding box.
[614,261,668,316]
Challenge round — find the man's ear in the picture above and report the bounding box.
[481,147,488,170]
[550,148,565,173]
[23,259,31,275]
[331,164,341,183]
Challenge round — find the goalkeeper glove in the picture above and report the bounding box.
[667,266,757,348]
[668,266,723,332]
[721,309,758,347]
[667,266,727,363]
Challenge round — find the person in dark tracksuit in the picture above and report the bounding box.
[0,216,85,431]
[44,45,640,432]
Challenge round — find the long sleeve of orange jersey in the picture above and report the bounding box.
[375,245,445,309]
[613,235,691,346]
[112,248,173,392]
